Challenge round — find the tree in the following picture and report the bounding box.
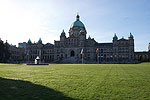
[0,39,10,63]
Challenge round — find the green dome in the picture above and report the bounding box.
[88,35,91,39]
[71,20,85,28]
[113,33,118,39]
[28,39,32,44]
[129,33,134,38]
[71,14,85,28]
[38,38,42,44]
[61,29,66,35]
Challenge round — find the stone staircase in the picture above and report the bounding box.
[59,57,80,63]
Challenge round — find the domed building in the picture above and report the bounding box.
[54,14,96,63]
[69,14,86,37]
[53,14,135,63]
[16,14,138,63]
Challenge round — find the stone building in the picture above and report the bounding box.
[48,14,134,63]
[8,45,23,62]
[134,43,150,62]
[25,38,54,63]
[8,14,150,63]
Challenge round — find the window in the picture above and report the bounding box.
[70,50,75,57]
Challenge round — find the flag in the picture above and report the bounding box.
[96,48,99,53]
[80,48,83,54]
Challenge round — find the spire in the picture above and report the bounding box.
[88,35,91,39]
[76,13,80,21]
[38,38,42,44]
[113,33,118,40]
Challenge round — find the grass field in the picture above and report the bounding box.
[0,63,150,100]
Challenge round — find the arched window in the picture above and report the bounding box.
[70,50,75,57]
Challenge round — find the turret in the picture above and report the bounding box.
[60,29,66,37]
[38,38,42,44]
[128,32,134,40]
[113,33,118,45]
[88,35,91,39]
[60,29,66,41]
[128,33,134,60]
[128,33,134,46]
[27,39,32,44]
[113,33,118,41]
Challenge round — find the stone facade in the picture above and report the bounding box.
[52,15,135,63]
[6,14,150,63]
[25,39,54,63]
[134,43,150,62]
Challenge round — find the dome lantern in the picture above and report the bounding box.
[76,14,80,21]
[70,14,85,28]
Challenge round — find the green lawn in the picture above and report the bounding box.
[0,63,150,100]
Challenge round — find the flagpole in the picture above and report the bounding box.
[80,48,84,64]
[98,52,100,64]
[82,53,84,64]
[96,48,99,64]
[97,53,98,63]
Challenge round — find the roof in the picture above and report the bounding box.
[71,14,85,28]
[44,43,54,47]
[18,45,23,48]
[119,38,128,41]
[61,29,66,35]
[129,33,134,38]
[28,39,31,43]
[113,33,118,39]
[88,35,91,39]
[38,38,42,44]
[71,20,85,28]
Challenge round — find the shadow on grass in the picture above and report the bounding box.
[0,77,77,100]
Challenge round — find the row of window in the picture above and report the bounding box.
[97,48,113,53]
[28,55,54,60]
[136,55,149,59]
[29,49,54,54]
[118,41,129,45]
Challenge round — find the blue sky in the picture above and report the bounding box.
[0,0,150,51]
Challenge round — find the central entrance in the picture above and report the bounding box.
[70,50,75,57]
